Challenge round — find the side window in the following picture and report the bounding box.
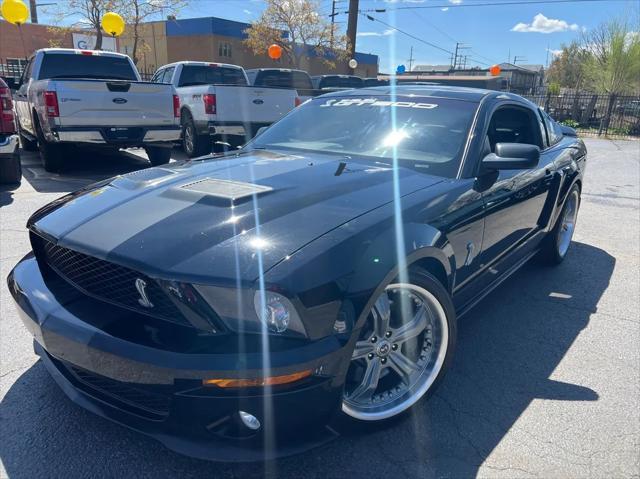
[486,105,543,153]
[161,67,175,84]
[151,69,164,83]
[542,111,563,146]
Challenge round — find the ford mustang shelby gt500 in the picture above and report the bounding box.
[8,86,586,461]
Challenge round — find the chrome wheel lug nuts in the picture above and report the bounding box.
[385,331,392,338]
[381,358,387,364]
[371,336,377,343]
[368,353,374,359]
[392,344,398,351]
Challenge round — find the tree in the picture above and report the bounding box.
[546,41,590,90]
[581,16,640,94]
[53,0,116,50]
[120,0,185,66]
[244,0,349,69]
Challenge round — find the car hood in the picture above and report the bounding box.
[31,150,443,284]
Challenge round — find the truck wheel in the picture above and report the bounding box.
[35,120,64,173]
[182,114,210,158]
[145,146,171,166]
[0,150,22,184]
[18,123,38,151]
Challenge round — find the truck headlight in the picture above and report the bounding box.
[254,290,306,335]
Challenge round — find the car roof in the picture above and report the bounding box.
[162,61,244,70]
[246,68,308,74]
[318,85,534,104]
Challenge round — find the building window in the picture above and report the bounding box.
[218,42,232,58]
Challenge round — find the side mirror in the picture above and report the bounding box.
[560,124,577,137]
[482,143,540,170]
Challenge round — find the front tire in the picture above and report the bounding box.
[342,268,456,422]
[540,185,581,265]
[144,146,171,166]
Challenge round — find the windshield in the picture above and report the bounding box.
[255,71,313,90]
[250,95,478,178]
[178,65,247,87]
[39,54,138,81]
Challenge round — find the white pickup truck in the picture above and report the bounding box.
[14,48,182,172]
[152,61,299,157]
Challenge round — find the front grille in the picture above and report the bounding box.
[64,361,171,418]
[36,236,192,328]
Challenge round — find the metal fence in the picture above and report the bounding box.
[523,92,640,139]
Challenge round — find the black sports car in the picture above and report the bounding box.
[8,86,586,461]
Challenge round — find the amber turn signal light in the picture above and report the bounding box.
[203,370,312,388]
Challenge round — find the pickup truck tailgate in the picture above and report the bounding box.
[54,80,176,127]
[214,85,296,124]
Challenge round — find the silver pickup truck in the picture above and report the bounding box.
[14,48,182,172]
[153,61,299,157]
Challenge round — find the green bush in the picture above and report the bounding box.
[561,119,580,128]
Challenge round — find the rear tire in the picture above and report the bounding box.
[0,150,22,184]
[35,119,64,173]
[539,185,581,265]
[182,113,210,158]
[144,146,171,166]
[341,267,456,425]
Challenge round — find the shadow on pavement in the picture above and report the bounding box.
[19,147,156,194]
[0,242,614,478]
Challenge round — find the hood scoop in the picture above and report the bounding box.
[179,178,273,202]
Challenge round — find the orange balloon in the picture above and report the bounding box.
[268,44,282,60]
[489,64,501,76]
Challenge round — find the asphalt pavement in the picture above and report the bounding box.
[1,139,639,478]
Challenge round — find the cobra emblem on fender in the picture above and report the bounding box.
[135,278,154,308]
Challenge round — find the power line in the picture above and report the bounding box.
[359,0,627,11]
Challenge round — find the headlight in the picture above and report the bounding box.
[254,290,306,335]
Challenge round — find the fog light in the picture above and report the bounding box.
[239,411,261,431]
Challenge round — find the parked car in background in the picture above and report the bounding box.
[13,48,182,172]
[311,74,364,91]
[0,77,21,184]
[246,68,316,101]
[363,78,389,87]
[155,61,299,157]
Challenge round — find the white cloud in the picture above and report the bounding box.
[357,29,396,37]
[449,0,463,4]
[512,13,580,33]
[243,9,251,14]
[547,48,562,57]
[441,7,449,11]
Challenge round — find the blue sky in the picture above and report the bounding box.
[38,0,636,72]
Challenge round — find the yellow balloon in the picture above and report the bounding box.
[101,11,125,37]
[1,0,29,26]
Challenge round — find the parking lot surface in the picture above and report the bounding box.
[1,139,639,478]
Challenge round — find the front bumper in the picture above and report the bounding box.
[8,254,346,461]
[0,134,19,157]
[48,125,181,146]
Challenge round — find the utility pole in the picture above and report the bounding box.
[513,55,527,65]
[407,46,414,72]
[346,0,359,65]
[29,0,38,23]
[453,42,471,70]
[346,0,359,73]
[329,0,339,48]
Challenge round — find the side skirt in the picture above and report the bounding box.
[456,248,539,319]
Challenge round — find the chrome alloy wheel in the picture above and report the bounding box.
[557,189,579,258]
[342,283,449,421]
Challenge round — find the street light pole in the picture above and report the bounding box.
[346,0,359,73]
